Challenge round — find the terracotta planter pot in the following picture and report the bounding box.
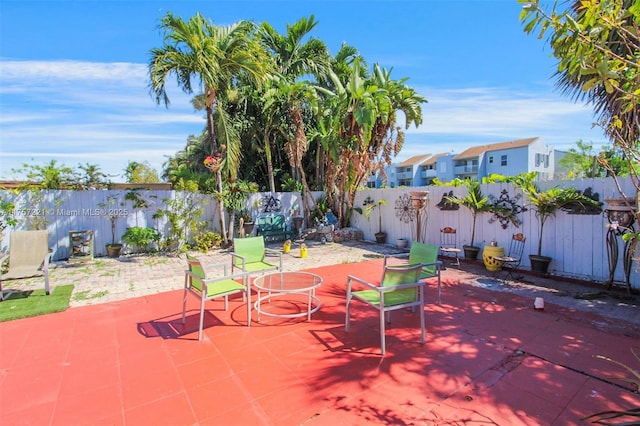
[105,244,122,258]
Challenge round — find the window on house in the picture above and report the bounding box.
[501,155,507,166]
[489,156,493,164]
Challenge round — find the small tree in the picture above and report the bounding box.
[515,174,600,257]
[98,195,126,247]
[363,197,387,235]
[447,180,493,248]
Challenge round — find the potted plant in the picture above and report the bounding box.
[237,208,255,237]
[364,197,387,244]
[396,237,409,249]
[99,196,126,258]
[223,179,258,242]
[447,180,494,260]
[516,174,600,273]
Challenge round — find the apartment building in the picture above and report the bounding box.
[453,137,553,181]
[368,137,555,188]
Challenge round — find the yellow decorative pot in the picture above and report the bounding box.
[483,246,504,272]
[283,240,291,253]
[300,243,308,258]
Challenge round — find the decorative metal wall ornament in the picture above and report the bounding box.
[260,195,282,213]
[487,190,526,229]
[561,187,603,215]
[435,191,459,211]
[394,193,416,224]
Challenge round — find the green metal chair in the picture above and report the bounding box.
[384,242,443,304]
[231,236,282,274]
[183,254,251,341]
[346,263,426,355]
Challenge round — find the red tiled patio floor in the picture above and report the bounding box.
[1,259,639,425]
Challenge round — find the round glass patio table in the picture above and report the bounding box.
[253,272,323,321]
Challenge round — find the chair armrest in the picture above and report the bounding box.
[230,252,246,271]
[265,248,283,270]
[421,260,444,271]
[185,270,250,286]
[379,281,425,292]
[265,248,281,256]
[200,262,228,269]
[205,271,250,283]
[43,250,54,272]
[346,275,380,291]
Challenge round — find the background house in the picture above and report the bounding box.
[453,137,554,180]
[368,137,559,188]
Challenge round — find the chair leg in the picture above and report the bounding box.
[419,288,426,344]
[379,305,386,356]
[182,276,189,324]
[246,289,251,327]
[198,294,206,341]
[345,294,351,332]
[44,271,50,296]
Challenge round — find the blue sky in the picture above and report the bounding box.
[0,0,608,181]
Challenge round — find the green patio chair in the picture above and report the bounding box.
[346,263,426,356]
[183,254,251,341]
[384,241,443,304]
[0,230,53,301]
[231,236,282,274]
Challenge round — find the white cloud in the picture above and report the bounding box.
[1,60,147,82]
[1,59,205,180]
[0,59,611,179]
[395,86,609,161]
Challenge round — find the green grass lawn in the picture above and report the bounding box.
[0,285,74,322]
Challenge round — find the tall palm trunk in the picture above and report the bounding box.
[263,125,276,193]
[288,107,316,221]
[206,90,228,244]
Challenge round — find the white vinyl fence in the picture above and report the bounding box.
[348,177,638,289]
[1,177,638,289]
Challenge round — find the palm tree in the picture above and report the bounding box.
[447,180,494,249]
[317,60,425,226]
[149,12,268,244]
[515,175,600,257]
[259,16,330,209]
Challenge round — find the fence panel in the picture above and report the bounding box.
[1,177,637,288]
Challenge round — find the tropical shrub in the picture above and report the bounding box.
[122,227,160,254]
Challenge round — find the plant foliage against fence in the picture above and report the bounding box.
[0,177,637,288]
